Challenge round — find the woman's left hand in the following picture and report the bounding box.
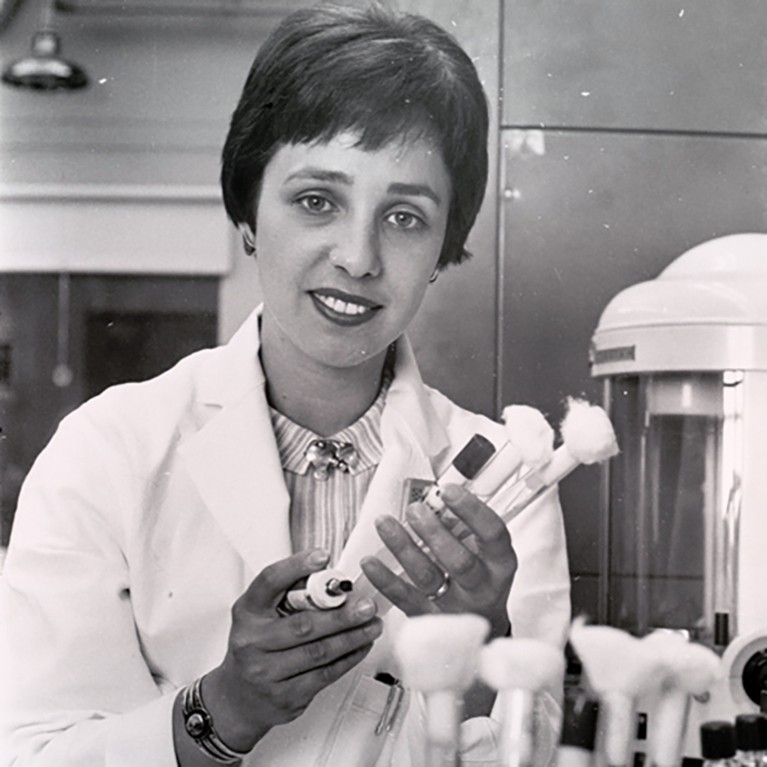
[360,483,516,640]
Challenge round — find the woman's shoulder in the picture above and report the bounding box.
[84,344,218,411]
[56,344,227,453]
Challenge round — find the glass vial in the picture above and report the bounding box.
[735,714,767,767]
[701,721,737,767]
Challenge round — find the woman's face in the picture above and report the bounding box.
[254,131,452,372]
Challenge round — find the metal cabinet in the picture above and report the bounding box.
[403,0,502,418]
[502,0,767,134]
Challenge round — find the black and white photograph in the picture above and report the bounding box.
[1,1,766,765]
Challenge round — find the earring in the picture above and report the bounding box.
[238,223,255,257]
[429,266,440,283]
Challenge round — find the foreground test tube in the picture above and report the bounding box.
[558,691,600,767]
[642,631,722,767]
[569,619,659,767]
[394,614,489,767]
[478,637,566,767]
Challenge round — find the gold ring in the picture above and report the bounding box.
[426,572,451,601]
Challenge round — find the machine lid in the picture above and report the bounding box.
[591,234,767,375]
[596,234,767,333]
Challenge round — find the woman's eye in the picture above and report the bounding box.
[387,211,424,230]
[296,194,335,214]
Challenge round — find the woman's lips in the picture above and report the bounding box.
[310,289,381,326]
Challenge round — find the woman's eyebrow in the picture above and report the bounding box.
[387,182,442,206]
[284,169,442,206]
[285,168,352,185]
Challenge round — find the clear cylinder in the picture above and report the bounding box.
[598,371,744,646]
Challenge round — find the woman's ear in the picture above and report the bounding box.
[238,223,256,256]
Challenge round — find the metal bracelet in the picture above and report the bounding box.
[182,677,249,764]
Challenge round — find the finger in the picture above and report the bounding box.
[289,643,375,705]
[374,515,446,597]
[360,555,435,617]
[256,595,379,652]
[406,502,485,590]
[272,618,384,680]
[440,484,513,559]
[254,643,376,723]
[241,549,331,611]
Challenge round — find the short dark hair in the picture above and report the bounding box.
[220,2,489,269]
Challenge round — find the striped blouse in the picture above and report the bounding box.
[268,375,390,565]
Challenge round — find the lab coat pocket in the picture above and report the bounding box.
[318,673,406,767]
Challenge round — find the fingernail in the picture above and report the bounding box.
[375,516,398,535]
[366,619,384,638]
[354,598,376,619]
[406,503,432,524]
[308,549,329,567]
[440,484,463,502]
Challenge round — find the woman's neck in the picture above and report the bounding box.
[259,323,388,437]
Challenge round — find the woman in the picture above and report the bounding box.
[0,4,570,766]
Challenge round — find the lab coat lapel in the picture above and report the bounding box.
[178,310,292,572]
[336,336,449,581]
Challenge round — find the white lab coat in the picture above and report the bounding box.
[0,307,570,767]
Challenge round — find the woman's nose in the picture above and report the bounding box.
[329,218,382,278]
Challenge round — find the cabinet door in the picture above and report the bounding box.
[0,273,218,546]
[499,129,767,614]
[503,0,767,134]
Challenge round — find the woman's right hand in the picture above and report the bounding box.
[201,549,382,753]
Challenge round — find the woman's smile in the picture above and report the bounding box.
[310,288,382,326]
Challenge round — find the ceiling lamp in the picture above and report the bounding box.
[2,0,88,91]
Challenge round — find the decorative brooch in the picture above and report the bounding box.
[304,439,358,480]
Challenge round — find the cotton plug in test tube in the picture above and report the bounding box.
[569,618,660,767]
[462,399,619,541]
[276,568,352,616]
[478,638,566,767]
[642,632,722,767]
[394,614,490,767]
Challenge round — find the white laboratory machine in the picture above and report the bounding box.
[590,233,767,757]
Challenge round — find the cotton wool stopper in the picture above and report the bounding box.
[479,637,565,692]
[560,397,619,464]
[641,632,722,767]
[502,405,555,469]
[570,618,662,767]
[569,617,660,699]
[394,614,490,692]
[642,632,722,696]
